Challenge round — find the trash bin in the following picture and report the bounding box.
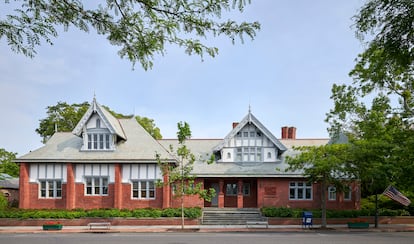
[302,211,313,228]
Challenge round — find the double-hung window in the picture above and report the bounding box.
[289,182,312,200]
[85,176,108,195]
[328,186,336,201]
[39,179,62,198]
[132,181,155,199]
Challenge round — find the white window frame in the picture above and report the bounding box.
[236,147,262,162]
[328,186,336,201]
[39,179,62,198]
[85,176,109,196]
[87,133,112,150]
[289,181,312,200]
[132,180,155,199]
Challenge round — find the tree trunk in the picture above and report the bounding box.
[321,179,327,228]
[181,195,184,229]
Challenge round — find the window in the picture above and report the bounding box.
[242,183,250,196]
[85,176,108,195]
[236,147,262,162]
[344,186,352,200]
[39,179,62,198]
[328,186,336,201]
[132,181,155,199]
[226,183,238,196]
[267,152,272,159]
[87,133,112,150]
[96,119,101,128]
[289,182,312,200]
[236,148,242,161]
[227,152,231,159]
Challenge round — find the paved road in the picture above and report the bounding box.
[1,232,414,244]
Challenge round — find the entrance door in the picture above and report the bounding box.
[211,183,219,206]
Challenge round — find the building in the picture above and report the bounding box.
[16,98,359,210]
[0,174,19,207]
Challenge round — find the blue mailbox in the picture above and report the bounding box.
[302,211,313,228]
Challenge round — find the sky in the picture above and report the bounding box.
[0,1,365,156]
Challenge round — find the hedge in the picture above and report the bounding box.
[261,207,410,218]
[0,207,202,219]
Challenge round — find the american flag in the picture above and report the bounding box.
[383,185,411,206]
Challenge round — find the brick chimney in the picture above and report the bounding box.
[232,122,239,129]
[288,127,296,139]
[281,126,289,139]
[281,126,296,139]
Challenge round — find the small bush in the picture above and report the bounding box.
[184,207,202,218]
[162,208,179,217]
[260,207,408,218]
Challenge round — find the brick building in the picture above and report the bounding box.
[17,98,359,210]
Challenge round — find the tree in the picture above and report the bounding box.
[135,116,162,139]
[0,148,18,179]
[285,144,355,229]
[326,82,414,227]
[103,106,163,139]
[325,0,414,195]
[326,85,414,193]
[36,101,163,142]
[1,0,261,70]
[36,101,90,143]
[351,0,414,117]
[156,121,214,229]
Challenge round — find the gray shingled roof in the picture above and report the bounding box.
[18,118,174,163]
[159,138,329,178]
[0,178,19,189]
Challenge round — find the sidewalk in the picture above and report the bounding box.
[1,224,414,234]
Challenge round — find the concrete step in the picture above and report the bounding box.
[202,208,267,225]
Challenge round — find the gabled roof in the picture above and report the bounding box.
[18,118,175,163]
[212,110,287,153]
[72,97,126,140]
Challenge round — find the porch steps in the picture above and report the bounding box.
[202,208,267,225]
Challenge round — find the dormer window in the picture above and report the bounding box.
[87,133,112,150]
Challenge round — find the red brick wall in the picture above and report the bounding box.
[72,183,114,209]
[18,161,359,210]
[119,183,164,209]
[170,179,205,208]
[257,178,359,210]
[19,163,30,209]
[25,183,65,209]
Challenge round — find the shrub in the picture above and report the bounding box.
[0,194,7,210]
[162,208,179,217]
[184,207,202,218]
[260,207,408,218]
